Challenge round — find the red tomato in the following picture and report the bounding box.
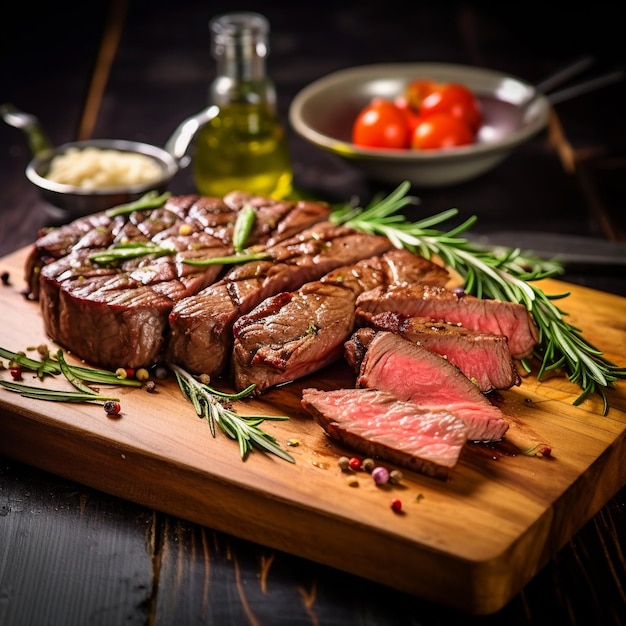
[404,78,441,111]
[411,113,474,150]
[420,83,482,133]
[352,99,411,149]
[393,96,422,134]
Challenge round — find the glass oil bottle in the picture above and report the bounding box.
[192,12,293,199]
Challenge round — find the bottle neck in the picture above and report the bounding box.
[209,12,275,108]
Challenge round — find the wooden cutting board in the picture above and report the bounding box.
[1,245,625,615]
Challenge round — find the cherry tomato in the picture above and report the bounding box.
[411,113,474,150]
[352,99,411,149]
[403,78,441,111]
[420,83,482,133]
[393,96,423,134]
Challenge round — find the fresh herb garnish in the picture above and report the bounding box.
[0,347,141,386]
[330,181,626,414]
[105,190,172,217]
[169,363,295,463]
[0,380,119,404]
[89,241,177,265]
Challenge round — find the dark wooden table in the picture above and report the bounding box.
[1,1,625,624]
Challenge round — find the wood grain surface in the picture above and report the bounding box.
[0,245,625,615]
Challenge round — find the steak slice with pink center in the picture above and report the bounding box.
[352,330,509,442]
[301,387,468,480]
[356,284,538,360]
[358,311,521,392]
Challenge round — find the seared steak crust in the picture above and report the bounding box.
[356,284,539,360]
[31,193,332,369]
[168,226,396,376]
[301,387,468,480]
[231,250,447,394]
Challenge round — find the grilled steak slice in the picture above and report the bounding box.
[301,387,468,480]
[231,250,447,393]
[359,311,521,392]
[356,284,538,360]
[167,226,397,376]
[352,330,509,441]
[25,192,331,300]
[34,193,333,369]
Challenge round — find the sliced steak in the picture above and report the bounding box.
[231,250,446,393]
[356,283,538,360]
[352,330,509,441]
[167,226,397,376]
[359,311,521,392]
[34,193,333,369]
[301,387,468,480]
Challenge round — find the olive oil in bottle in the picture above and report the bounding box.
[192,12,293,199]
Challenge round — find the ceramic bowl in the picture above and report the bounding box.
[289,62,551,188]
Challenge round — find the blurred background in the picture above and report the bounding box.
[2,0,625,245]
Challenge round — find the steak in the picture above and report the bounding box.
[350,330,509,441]
[358,311,521,392]
[167,224,396,376]
[33,193,333,369]
[355,283,539,360]
[231,250,448,394]
[301,387,468,480]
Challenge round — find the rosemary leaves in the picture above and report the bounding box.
[330,181,626,414]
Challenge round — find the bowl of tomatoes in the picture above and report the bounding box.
[289,63,551,188]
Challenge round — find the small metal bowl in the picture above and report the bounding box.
[26,138,179,218]
[289,62,551,188]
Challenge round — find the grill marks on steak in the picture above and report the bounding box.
[359,311,521,392]
[356,284,539,360]
[168,242,446,377]
[33,193,332,369]
[301,388,468,480]
[350,330,509,442]
[230,250,448,394]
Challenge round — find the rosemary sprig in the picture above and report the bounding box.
[0,347,141,387]
[330,181,626,414]
[105,190,171,217]
[0,380,119,404]
[169,363,295,463]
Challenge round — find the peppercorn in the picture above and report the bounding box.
[10,367,22,381]
[135,367,150,381]
[391,498,402,513]
[361,458,375,472]
[372,466,389,485]
[1,271,9,285]
[103,400,121,416]
[389,469,403,484]
[348,457,362,471]
[337,456,351,471]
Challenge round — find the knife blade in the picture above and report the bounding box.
[465,231,626,267]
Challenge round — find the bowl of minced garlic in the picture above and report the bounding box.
[26,139,179,217]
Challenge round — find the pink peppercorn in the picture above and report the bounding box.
[391,498,402,513]
[372,466,389,485]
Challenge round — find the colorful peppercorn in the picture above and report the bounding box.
[372,466,389,485]
[348,457,362,471]
[389,469,403,484]
[361,458,375,473]
[337,456,351,471]
[391,498,402,513]
[103,400,121,416]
